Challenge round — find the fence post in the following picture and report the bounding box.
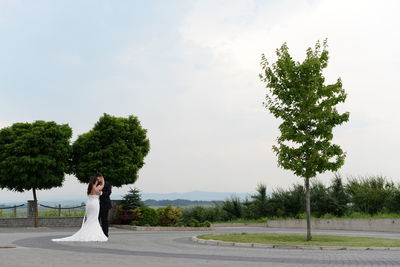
[13,206,17,217]
[58,204,61,217]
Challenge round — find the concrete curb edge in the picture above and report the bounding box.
[191,236,400,251]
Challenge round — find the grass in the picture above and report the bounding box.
[213,218,267,224]
[38,209,85,217]
[197,233,400,247]
[0,207,85,218]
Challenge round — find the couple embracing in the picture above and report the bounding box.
[52,172,112,242]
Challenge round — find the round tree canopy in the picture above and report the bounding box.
[0,121,72,192]
[71,113,150,187]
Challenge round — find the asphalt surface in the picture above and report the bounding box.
[1,227,400,266]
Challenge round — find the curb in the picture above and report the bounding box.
[191,236,400,251]
[113,225,213,231]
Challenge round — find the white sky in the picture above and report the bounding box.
[0,0,399,202]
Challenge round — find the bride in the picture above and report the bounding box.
[52,174,108,242]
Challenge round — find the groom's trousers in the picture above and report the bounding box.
[99,205,110,237]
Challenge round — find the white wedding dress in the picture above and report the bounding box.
[52,194,108,242]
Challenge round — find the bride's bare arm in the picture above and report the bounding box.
[96,177,105,193]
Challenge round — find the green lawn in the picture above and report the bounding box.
[197,233,400,247]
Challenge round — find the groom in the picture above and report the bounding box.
[97,173,112,237]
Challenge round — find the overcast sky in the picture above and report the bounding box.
[1,0,399,203]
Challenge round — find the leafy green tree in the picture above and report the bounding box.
[221,195,243,220]
[260,40,349,240]
[121,187,144,210]
[0,121,72,226]
[72,114,150,187]
[251,183,269,218]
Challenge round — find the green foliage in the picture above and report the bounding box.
[327,174,349,216]
[185,218,200,227]
[260,40,349,240]
[221,195,243,220]
[157,205,183,226]
[198,233,400,247]
[310,180,330,217]
[241,197,258,219]
[182,205,229,222]
[346,176,395,215]
[250,183,269,218]
[269,184,305,218]
[121,187,144,210]
[384,188,400,213]
[72,113,150,187]
[260,40,349,179]
[38,209,85,217]
[0,121,72,197]
[174,221,185,227]
[200,220,211,227]
[131,206,158,226]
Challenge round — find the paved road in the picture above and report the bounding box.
[1,227,400,266]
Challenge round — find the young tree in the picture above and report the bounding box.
[0,121,72,226]
[251,183,269,218]
[71,113,150,187]
[260,40,349,240]
[121,187,144,210]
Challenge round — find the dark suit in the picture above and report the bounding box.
[99,181,112,237]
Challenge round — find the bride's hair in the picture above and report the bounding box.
[87,175,100,195]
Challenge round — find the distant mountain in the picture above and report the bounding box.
[144,199,223,207]
[141,190,249,201]
[0,191,251,206]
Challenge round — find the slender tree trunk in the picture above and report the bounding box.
[305,177,312,241]
[32,188,38,228]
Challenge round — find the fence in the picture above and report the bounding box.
[0,204,26,217]
[0,200,121,227]
[39,203,86,217]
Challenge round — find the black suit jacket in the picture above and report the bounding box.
[99,181,112,210]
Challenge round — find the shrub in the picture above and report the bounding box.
[199,220,211,227]
[269,184,305,218]
[132,206,158,226]
[157,205,183,226]
[182,205,230,222]
[186,218,200,227]
[221,195,243,220]
[112,205,137,225]
[182,206,207,222]
[174,222,185,227]
[111,205,124,224]
[346,176,394,215]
